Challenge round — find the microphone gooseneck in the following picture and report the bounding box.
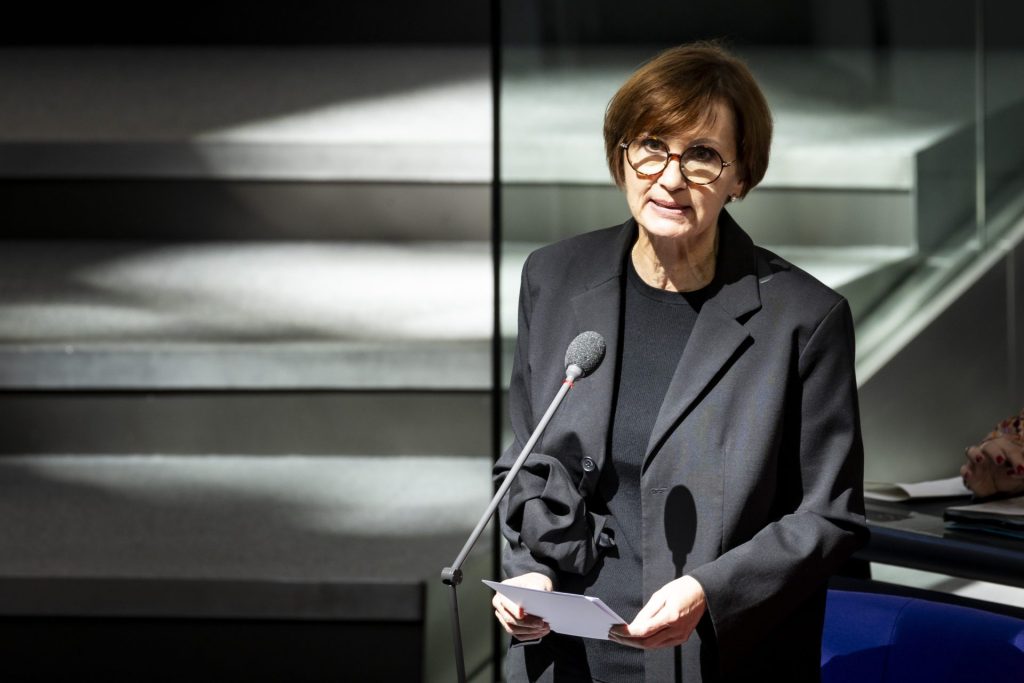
[443,330,607,683]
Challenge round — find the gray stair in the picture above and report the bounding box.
[0,454,494,681]
[0,45,988,394]
[0,45,499,683]
[0,47,491,242]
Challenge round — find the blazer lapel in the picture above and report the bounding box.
[568,221,635,473]
[643,211,763,470]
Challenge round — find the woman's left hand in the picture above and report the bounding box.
[608,575,706,649]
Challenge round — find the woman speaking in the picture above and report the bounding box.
[493,42,868,682]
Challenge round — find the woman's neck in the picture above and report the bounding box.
[631,225,718,292]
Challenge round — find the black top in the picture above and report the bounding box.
[584,255,710,682]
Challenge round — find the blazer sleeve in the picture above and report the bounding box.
[493,253,614,586]
[688,297,870,658]
[494,253,561,585]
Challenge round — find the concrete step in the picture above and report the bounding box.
[0,392,491,457]
[0,46,492,242]
[0,239,910,390]
[0,240,494,390]
[0,45,989,251]
[0,453,494,681]
[0,47,491,183]
[0,453,491,590]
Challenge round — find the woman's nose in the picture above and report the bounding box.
[657,157,688,190]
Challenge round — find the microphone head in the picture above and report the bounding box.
[564,331,606,378]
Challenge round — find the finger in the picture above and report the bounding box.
[495,609,549,637]
[611,625,683,650]
[500,606,546,629]
[608,631,647,649]
[493,597,547,629]
[967,444,990,466]
[492,594,521,619]
[999,439,1024,474]
[641,623,694,649]
[624,616,670,640]
[495,595,535,623]
[626,595,667,637]
[979,441,1015,471]
[969,463,998,497]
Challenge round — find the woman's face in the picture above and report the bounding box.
[623,100,744,245]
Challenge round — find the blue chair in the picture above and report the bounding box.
[822,589,1024,683]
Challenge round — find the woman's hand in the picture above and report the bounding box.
[608,575,706,649]
[492,572,553,641]
[961,436,1024,498]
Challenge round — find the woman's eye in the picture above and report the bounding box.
[641,138,667,153]
[688,146,716,162]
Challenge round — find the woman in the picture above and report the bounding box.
[493,43,868,682]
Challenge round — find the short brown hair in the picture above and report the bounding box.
[603,42,772,197]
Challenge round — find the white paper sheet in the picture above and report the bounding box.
[864,476,971,501]
[947,496,1024,518]
[483,580,626,640]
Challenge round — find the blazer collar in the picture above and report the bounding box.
[641,210,764,470]
[567,223,634,478]
[707,209,763,321]
[566,210,765,476]
[578,209,762,318]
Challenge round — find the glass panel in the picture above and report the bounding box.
[984,0,1024,239]
[498,0,1024,621]
[498,0,978,405]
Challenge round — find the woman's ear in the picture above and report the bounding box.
[731,177,746,201]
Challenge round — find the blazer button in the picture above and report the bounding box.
[582,457,596,472]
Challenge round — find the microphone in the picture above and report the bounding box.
[441,331,606,683]
[565,330,606,380]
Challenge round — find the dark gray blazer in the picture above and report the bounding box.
[495,211,868,682]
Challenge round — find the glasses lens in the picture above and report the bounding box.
[626,138,669,175]
[680,146,723,184]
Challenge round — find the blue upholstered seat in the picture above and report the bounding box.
[822,589,1024,683]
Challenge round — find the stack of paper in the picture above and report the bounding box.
[864,476,971,502]
[944,496,1024,540]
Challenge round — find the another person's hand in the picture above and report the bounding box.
[492,572,553,641]
[608,575,706,649]
[961,436,1024,498]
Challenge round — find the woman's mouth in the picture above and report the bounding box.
[648,198,689,214]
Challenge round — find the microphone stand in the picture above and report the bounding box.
[441,365,583,683]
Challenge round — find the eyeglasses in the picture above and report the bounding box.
[621,136,735,185]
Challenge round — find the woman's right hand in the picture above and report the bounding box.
[961,436,1024,498]
[492,572,553,641]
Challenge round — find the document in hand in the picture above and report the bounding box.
[483,580,626,640]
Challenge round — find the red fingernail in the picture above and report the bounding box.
[1017,464,1024,474]
[996,455,1005,464]
[976,456,984,463]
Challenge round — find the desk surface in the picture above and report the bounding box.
[861,497,1024,589]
